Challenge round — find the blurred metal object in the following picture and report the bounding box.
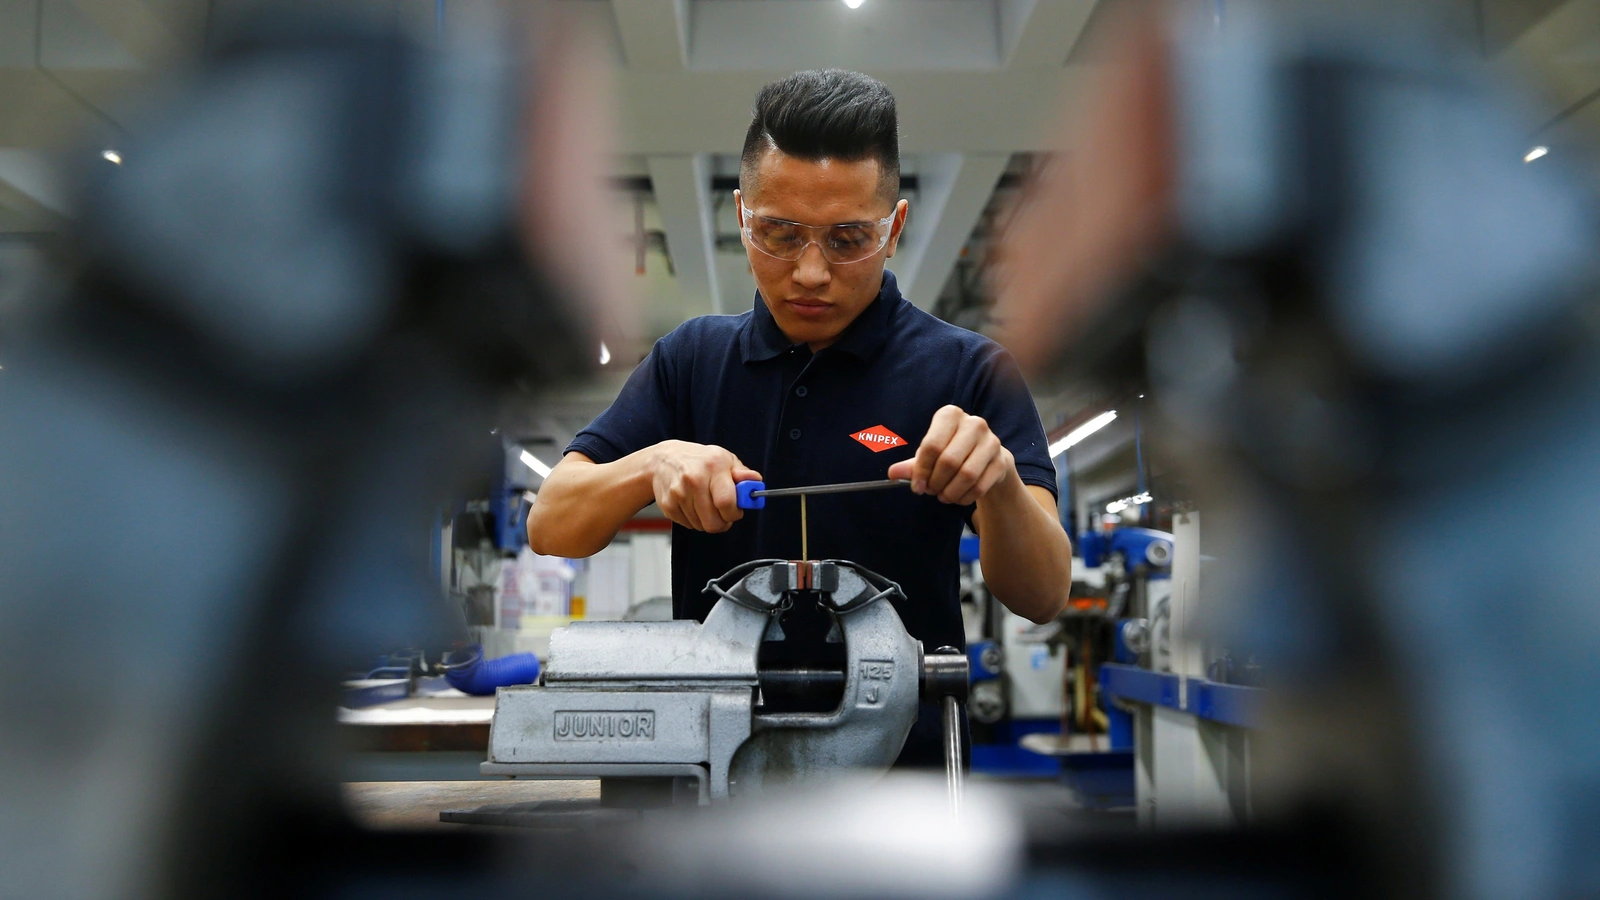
[943,695,964,815]
[1119,618,1151,656]
[484,560,923,800]
[968,678,1006,724]
[0,3,620,897]
[997,1,1600,896]
[979,642,1005,674]
[622,594,675,621]
[628,776,1025,899]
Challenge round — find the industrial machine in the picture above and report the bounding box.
[483,558,970,804]
[959,525,1174,784]
[1064,526,1172,786]
[1079,527,1173,623]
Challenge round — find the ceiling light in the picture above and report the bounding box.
[101,149,122,165]
[1106,491,1152,514]
[520,449,552,479]
[1524,145,1549,163]
[843,0,865,8]
[1049,410,1117,458]
[599,341,612,365]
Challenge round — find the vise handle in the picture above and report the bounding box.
[922,647,970,815]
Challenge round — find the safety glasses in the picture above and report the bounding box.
[740,205,897,265]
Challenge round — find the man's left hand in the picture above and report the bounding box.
[888,405,1016,506]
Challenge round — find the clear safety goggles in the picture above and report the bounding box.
[740,205,896,265]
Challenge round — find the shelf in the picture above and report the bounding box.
[1099,663,1263,729]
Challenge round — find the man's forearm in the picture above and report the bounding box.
[973,475,1072,624]
[526,450,657,558]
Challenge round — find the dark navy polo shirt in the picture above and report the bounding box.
[566,270,1056,762]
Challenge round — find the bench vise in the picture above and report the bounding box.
[482,559,969,804]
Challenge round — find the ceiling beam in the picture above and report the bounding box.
[0,150,69,224]
[1494,0,1600,115]
[690,0,1001,72]
[0,182,65,232]
[1479,0,1575,56]
[64,0,180,69]
[0,71,123,146]
[646,153,723,315]
[892,152,1009,310]
[616,69,1080,155]
[612,0,691,71]
[1000,0,1099,68]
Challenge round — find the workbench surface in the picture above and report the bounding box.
[340,694,496,752]
[343,779,599,830]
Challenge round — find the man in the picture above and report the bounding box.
[528,69,1070,765]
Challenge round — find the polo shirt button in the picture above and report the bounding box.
[795,386,808,397]
[789,428,802,440]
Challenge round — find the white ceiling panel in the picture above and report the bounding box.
[689,0,1002,72]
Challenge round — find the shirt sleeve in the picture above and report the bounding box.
[565,335,678,464]
[965,342,1059,500]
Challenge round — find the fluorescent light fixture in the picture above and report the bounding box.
[520,449,552,479]
[1049,410,1117,458]
[101,149,122,165]
[1525,145,1549,163]
[1106,491,1152,514]
[599,341,611,365]
[843,0,865,8]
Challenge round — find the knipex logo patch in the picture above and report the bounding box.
[851,425,906,452]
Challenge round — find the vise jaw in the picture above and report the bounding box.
[481,559,932,803]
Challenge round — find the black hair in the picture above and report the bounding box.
[739,69,900,204]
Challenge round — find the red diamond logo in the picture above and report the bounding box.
[850,424,906,453]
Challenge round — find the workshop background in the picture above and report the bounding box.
[4,1,1600,899]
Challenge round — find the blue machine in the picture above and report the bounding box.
[1077,527,1174,577]
[1103,618,1141,751]
[491,482,532,552]
[966,636,1065,775]
[958,533,981,564]
[968,639,1002,681]
[1074,525,1176,754]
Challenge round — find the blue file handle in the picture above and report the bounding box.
[736,480,767,510]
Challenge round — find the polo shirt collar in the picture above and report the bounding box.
[740,269,904,364]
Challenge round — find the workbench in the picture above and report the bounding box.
[339,693,496,781]
[343,779,600,830]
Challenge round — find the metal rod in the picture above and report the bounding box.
[943,694,964,816]
[801,493,808,562]
[752,478,911,499]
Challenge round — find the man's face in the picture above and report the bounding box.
[737,150,908,350]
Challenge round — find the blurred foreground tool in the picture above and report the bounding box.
[996,2,1600,898]
[0,4,619,897]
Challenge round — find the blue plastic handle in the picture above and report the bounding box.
[442,644,541,696]
[736,480,766,510]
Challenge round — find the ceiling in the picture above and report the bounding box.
[3,0,1600,478]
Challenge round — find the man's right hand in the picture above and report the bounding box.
[648,440,762,534]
